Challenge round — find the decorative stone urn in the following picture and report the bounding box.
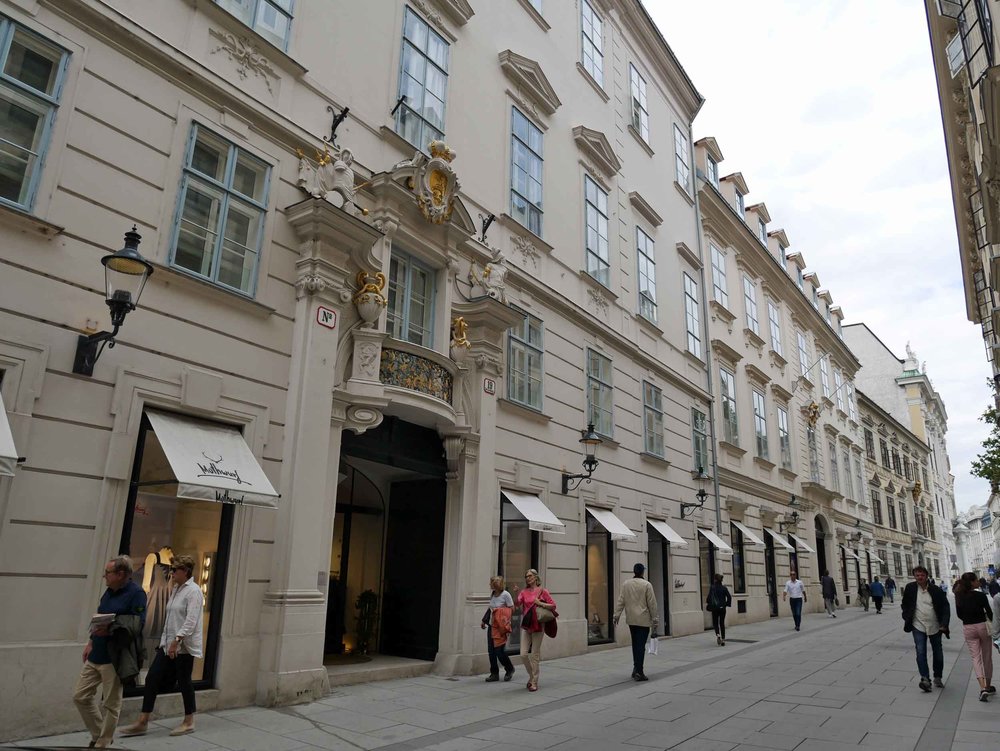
[353,270,386,326]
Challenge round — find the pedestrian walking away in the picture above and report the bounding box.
[870,576,886,614]
[886,575,897,604]
[614,563,659,680]
[859,580,872,612]
[954,572,995,701]
[990,585,1000,654]
[515,568,557,692]
[820,569,838,617]
[901,565,951,692]
[705,573,732,645]
[480,575,515,682]
[120,555,205,738]
[73,555,147,749]
[783,570,807,631]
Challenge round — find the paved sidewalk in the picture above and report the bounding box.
[13,607,999,750]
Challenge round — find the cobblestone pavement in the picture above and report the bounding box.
[16,606,999,751]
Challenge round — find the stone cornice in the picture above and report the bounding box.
[573,126,622,178]
[498,50,561,116]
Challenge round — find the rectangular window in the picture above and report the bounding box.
[779,245,788,271]
[743,276,759,335]
[683,272,701,358]
[880,439,890,469]
[507,311,543,410]
[395,7,449,148]
[865,429,876,460]
[707,155,719,188]
[807,425,820,482]
[673,124,691,192]
[584,175,610,286]
[172,125,270,295]
[834,369,844,411]
[871,489,883,525]
[710,244,728,307]
[903,457,912,481]
[812,285,819,309]
[499,497,539,650]
[892,450,902,476]
[581,0,603,86]
[893,551,903,577]
[735,190,745,218]
[587,349,613,437]
[730,522,746,594]
[847,382,857,422]
[757,218,767,244]
[510,108,543,236]
[643,381,664,457]
[720,368,738,445]
[0,18,67,211]
[216,0,293,48]
[905,553,913,575]
[387,251,436,347]
[795,266,804,290]
[637,227,656,323]
[887,498,897,529]
[829,442,839,492]
[692,407,708,471]
[586,514,613,644]
[629,63,648,141]
[899,505,908,533]
[753,390,768,460]
[778,406,791,469]
[819,354,830,397]
[877,548,889,576]
[767,301,783,355]
[841,449,851,498]
[797,332,809,377]
[854,454,864,502]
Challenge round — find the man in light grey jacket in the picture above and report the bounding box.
[613,563,658,681]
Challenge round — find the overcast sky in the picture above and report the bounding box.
[647,0,991,513]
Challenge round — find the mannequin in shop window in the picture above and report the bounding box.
[140,546,173,660]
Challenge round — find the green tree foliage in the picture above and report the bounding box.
[971,406,1000,491]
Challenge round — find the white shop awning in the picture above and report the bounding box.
[146,410,279,508]
[765,527,796,551]
[789,533,816,554]
[731,520,766,546]
[586,506,637,541]
[501,490,565,534]
[841,546,861,561]
[697,528,733,553]
[647,518,687,547]
[0,391,20,477]
[867,548,886,564]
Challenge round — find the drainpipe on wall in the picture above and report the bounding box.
[691,169,722,535]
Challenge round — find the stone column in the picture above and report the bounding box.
[257,198,382,705]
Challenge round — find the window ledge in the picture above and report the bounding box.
[719,440,746,459]
[769,349,788,369]
[577,268,617,299]
[753,456,776,472]
[596,434,619,449]
[628,124,654,157]
[709,300,737,327]
[674,181,695,206]
[640,451,670,468]
[636,313,663,337]
[744,327,766,350]
[514,0,550,31]
[379,124,423,157]
[498,213,554,254]
[153,262,275,319]
[498,398,551,423]
[576,62,610,102]
[778,467,797,481]
[682,349,705,368]
[0,202,64,237]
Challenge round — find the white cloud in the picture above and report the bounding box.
[648,0,993,511]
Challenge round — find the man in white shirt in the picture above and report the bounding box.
[613,563,658,681]
[782,570,807,631]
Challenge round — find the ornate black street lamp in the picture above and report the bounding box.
[778,495,801,532]
[560,423,602,493]
[680,467,710,519]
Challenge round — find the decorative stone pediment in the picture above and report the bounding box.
[498,50,561,116]
[573,126,621,178]
[410,0,474,40]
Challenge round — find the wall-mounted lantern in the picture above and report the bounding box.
[680,467,711,519]
[560,423,602,494]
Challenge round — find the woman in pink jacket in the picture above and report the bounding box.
[515,569,556,692]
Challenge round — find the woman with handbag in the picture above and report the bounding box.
[706,573,732,646]
[515,569,556,692]
[480,575,515,682]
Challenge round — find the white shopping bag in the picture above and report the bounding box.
[646,636,659,655]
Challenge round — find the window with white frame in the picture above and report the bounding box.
[735,189,745,219]
[871,489,883,525]
[692,407,708,471]
[707,155,719,188]
[507,311,543,410]
[778,405,791,469]
[584,175,610,286]
[0,18,68,211]
[743,276,759,335]
[387,251,436,347]
[643,381,664,457]
[636,227,657,322]
[710,244,728,307]
[767,301,783,355]
[795,266,804,290]
[629,64,648,142]
[834,368,844,411]
[395,7,449,149]
[216,0,293,48]
[819,354,830,397]
[841,448,851,498]
[511,107,543,236]
[580,0,603,86]
[719,368,738,445]
[172,124,270,295]
[757,218,767,244]
[811,285,819,309]
[779,245,788,271]
[673,124,691,192]
[847,382,858,421]
[587,349,613,437]
[683,272,701,358]
[753,390,768,460]
[829,442,839,492]
[797,332,809,377]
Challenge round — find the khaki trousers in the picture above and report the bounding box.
[520,630,544,685]
[73,661,122,747]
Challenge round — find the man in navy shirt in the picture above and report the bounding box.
[73,555,146,748]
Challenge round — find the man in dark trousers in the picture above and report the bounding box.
[613,563,658,681]
[886,575,897,604]
[821,569,838,618]
[901,565,950,692]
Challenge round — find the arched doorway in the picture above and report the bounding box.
[814,515,829,577]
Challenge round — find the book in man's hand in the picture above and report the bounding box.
[89,613,115,633]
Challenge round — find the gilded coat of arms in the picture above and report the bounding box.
[410,140,460,224]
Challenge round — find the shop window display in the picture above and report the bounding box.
[498,498,538,652]
[586,515,613,644]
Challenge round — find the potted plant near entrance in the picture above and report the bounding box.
[355,589,379,655]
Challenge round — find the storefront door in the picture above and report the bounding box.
[698,533,716,629]
[586,516,614,644]
[764,535,778,617]
[647,530,670,636]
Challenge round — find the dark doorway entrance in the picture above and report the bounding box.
[764,535,778,617]
[698,532,717,629]
[815,517,827,576]
[647,529,670,636]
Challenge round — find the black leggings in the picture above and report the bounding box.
[712,609,726,639]
[141,648,195,715]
